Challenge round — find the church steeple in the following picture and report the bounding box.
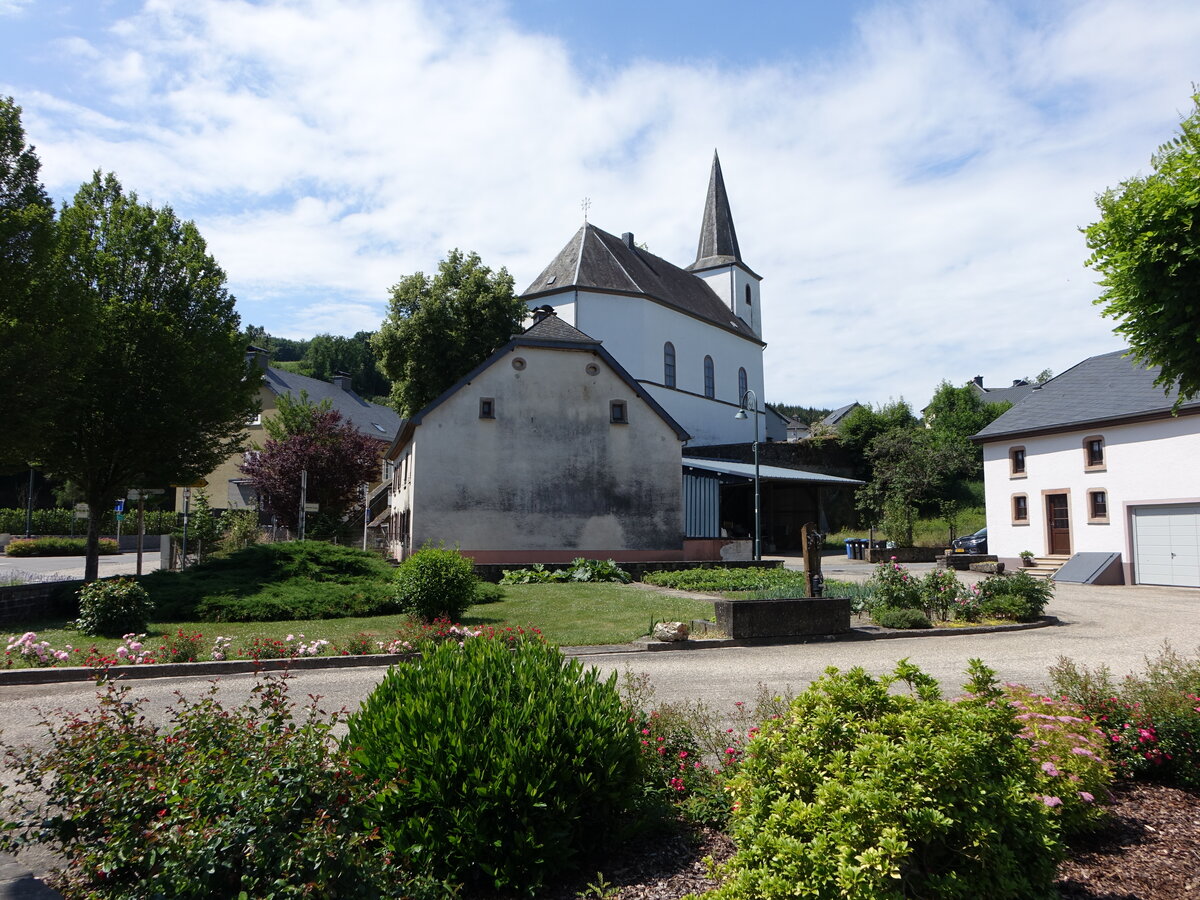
[690,150,742,270]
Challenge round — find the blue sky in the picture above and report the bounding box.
[2,0,1198,410]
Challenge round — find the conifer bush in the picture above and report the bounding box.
[346,635,643,895]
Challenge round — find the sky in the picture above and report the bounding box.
[2,0,1198,410]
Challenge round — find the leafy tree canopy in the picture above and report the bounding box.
[373,249,526,416]
[922,381,1011,473]
[262,389,333,442]
[768,403,832,426]
[1085,91,1200,404]
[0,96,65,465]
[42,171,260,579]
[838,400,918,455]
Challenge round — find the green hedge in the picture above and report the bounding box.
[0,507,178,536]
[5,537,120,557]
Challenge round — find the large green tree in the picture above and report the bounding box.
[1085,91,1200,403]
[0,96,68,466]
[44,172,260,580]
[306,331,389,398]
[922,380,1011,476]
[373,249,526,416]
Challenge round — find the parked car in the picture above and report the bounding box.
[950,527,988,553]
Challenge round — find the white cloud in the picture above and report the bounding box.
[9,0,1200,407]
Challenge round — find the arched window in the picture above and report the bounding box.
[663,342,676,388]
[745,284,752,306]
[703,356,715,399]
[738,367,748,401]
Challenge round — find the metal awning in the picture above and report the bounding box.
[683,457,863,486]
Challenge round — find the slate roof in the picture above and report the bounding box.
[263,366,403,441]
[520,311,597,344]
[688,150,742,271]
[971,380,1038,407]
[821,402,861,428]
[972,349,1200,441]
[521,223,762,344]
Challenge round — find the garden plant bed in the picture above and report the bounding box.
[534,783,1200,899]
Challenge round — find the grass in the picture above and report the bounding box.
[2,583,717,667]
[824,506,987,550]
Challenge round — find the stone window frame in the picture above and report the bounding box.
[1087,488,1110,524]
[1009,445,1026,478]
[479,397,495,419]
[1011,493,1029,525]
[1083,435,1106,471]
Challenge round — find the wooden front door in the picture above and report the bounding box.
[1046,494,1071,555]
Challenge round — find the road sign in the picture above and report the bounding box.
[304,503,319,513]
[116,513,125,522]
[73,504,88,520]
[114,499,125,513]
[171,479,209,488]
[128,489,166,500]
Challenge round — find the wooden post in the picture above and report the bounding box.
[802,521,824,597]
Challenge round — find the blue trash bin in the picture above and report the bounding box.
[844,538,854,559]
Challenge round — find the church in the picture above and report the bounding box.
[520,152,766,448]
[382,153,859,563]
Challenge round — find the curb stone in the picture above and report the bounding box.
[0,618,1058,685]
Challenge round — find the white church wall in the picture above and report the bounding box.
[564,289,765,445]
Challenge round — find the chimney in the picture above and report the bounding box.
[972,375,984,388]
[245,345,270,371]
[622,232,635,249]
[331,371,353,392]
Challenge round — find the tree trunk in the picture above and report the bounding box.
[84,489,103,582]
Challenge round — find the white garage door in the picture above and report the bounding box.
[1132,505,1200,588]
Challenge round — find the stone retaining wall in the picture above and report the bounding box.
[714,596,851,639]
[0,580,82,626]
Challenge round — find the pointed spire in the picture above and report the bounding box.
[691,150,741,269]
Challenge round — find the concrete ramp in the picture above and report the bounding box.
[1052,552,1124,585]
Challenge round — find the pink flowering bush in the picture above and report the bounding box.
[1003,684,1113,835]
[158,629,205,663]
[5,632,72,667]
[865,558,924,612]
[1050,647,1200,790]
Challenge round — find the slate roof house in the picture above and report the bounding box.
[521,151,766,448]
[384,313,690,563]
[181,346,403,512]
[974,349,1200,586]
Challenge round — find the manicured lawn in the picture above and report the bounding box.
[2,583,716,667]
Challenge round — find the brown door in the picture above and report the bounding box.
[1047,494,1071,555]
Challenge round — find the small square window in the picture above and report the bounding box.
[1010,447,1025,475]
[1089,490,1109,522]
[1013,495,1028,522]
[1084,436,1105,469]
[479,398,495,419]
[610,400,628,424]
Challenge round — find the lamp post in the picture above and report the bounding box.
[734,390,761,561]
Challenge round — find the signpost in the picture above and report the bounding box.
[169,483,207,571]
[127,489,163,576]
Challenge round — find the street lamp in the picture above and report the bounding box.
[733,390,761,561]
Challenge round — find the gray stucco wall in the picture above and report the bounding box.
[409,344,684,554]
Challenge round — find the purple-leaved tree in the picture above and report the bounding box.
[240,407,380,534]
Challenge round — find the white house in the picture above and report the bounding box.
[520,151,766,448]
[385,312,690,564]
[974,349,1200,587]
